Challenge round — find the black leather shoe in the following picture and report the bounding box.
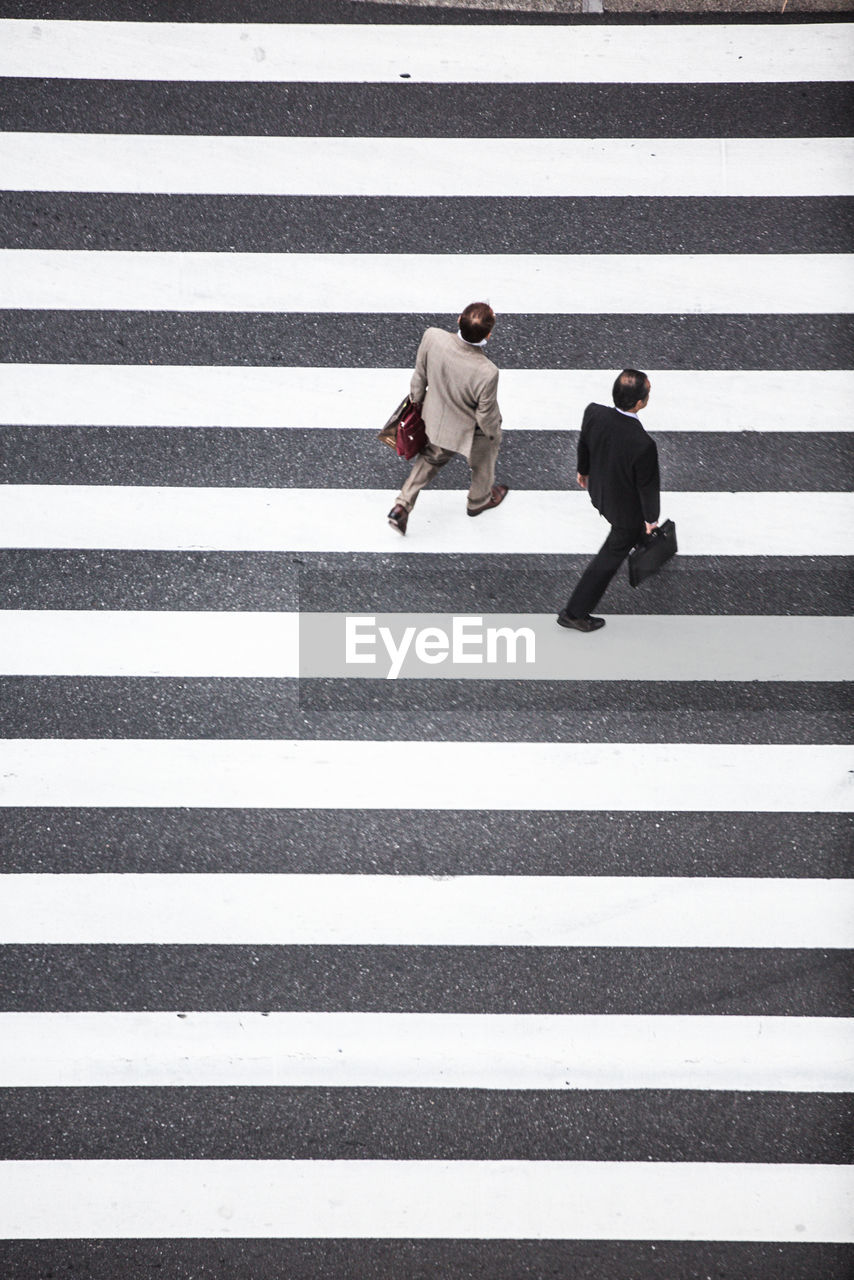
[557,612,605,632]
[388,504,408,535]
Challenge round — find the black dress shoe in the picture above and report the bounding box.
[557,612,605,632]
[387,504,408,535]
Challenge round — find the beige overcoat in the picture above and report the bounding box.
[410,327,502,461]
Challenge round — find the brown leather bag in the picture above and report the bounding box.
[377,396,427,461]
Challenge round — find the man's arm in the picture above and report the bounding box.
[474,368,502,438]
[636,439,661,529]
[410,331,430,404]
[576,405,592,488]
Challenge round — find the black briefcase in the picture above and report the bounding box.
[627,519,677,588]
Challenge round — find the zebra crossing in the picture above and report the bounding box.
[2,365,853,429]
[3,248,854,309]
[2,611,852,679]
[2,487,852,553]
[0,4,852,1276]
[5,136,853,196]
[3,872,854,946]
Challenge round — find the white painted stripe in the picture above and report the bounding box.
[3,134,851,197]
[2,1158,852,1241]
[0,21,850,83]
[3,249,850,313]
[2,1012,851,1091]
[1,364,848,433]
[2,612,852,681]
[0,741,849,811]
[0,611,301,677]
[1,487,850,555]
[3,874,851,947]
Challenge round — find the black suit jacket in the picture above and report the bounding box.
[577,402,660,528]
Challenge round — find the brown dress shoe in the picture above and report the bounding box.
[387,504,408,535]
[467,484,509,517]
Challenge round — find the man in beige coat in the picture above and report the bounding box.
[387,302,508,535]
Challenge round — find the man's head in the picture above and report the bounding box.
[459,302,496,344]
[612,368,651,412]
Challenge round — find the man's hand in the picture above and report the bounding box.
[645,521,659,535]
[577,473,588,489]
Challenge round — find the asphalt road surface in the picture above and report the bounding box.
[0,3,851,1278]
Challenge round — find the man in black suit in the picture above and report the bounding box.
[558,369,659,633]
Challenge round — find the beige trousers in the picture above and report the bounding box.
[395,432,501,514]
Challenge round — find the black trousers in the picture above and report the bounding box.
[565,522,643,618]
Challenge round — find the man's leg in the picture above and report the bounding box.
[395,441,456,512]
[466,430,502,513]
[565,524,642,618]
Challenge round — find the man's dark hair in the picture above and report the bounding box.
[612,368,649,411]
[459,302,496,343]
